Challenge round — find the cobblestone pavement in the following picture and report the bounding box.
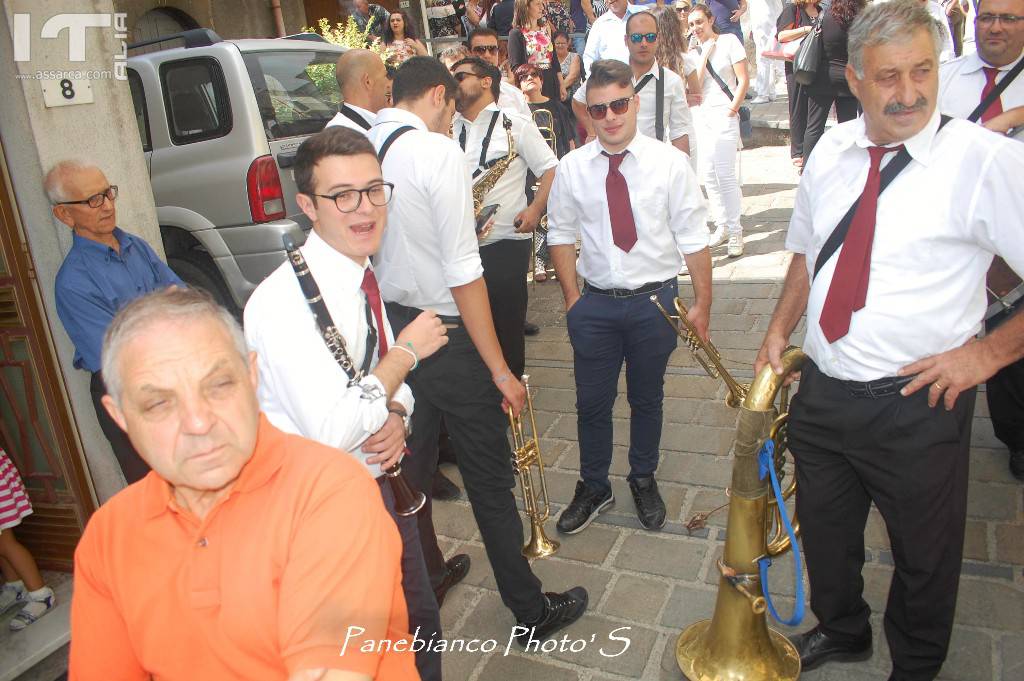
[432,144,1024,681]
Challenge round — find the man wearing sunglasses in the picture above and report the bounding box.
[49,161,183,484]
[938,0,1024,481]
[244,126,447,681]
[548,59,712,535]
[467,28,533,115]
[573,10,694,153]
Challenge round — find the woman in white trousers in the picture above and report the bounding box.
[688,4,750,257]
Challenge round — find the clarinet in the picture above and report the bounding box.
[283,235,426,517]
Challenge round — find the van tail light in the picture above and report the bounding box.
[246,155,286,222]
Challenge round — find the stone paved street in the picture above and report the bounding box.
[431,145,1024,681]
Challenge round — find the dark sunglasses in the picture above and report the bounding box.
[629,32,658,44]
[56,185,119,208]
[587,97,631,120]
[453,71,481,82]
[471,44,499,54]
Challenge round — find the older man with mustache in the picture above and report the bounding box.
[755,1,1024,678]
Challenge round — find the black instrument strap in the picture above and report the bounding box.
[377,125,414,162]
[340,104,372,130]
[634,67,666,141]
[966,57,1024,123]
[812,115,953,281]
[472,111,503,179]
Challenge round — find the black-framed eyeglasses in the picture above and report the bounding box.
[312,182,394,213]
[977,13,1022,26]
[629,32,658,44]
[471,44,499,54]
[57,185,118,208]
[587,97,632,120]
[453,71,481,82]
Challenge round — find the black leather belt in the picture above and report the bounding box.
[385,301,462,327]
[841,375,913,399]
[583,279,674,298]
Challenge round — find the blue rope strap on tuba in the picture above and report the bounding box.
[757,439,805,626]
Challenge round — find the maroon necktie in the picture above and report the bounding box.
[818,145,903,343]
[603,151,638,252]
[360,268,388,359]
[980,67,1004,123]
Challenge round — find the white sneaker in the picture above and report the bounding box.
[0,582,26,613]
[709,227,727,248]
[9,586,55,631]
[727,234,744,257]
[750,94,771,104]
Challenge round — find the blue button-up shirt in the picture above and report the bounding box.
[55,228,183,373]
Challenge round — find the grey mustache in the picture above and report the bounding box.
[884,97,928,115]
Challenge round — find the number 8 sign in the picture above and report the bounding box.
[41,78,94,108]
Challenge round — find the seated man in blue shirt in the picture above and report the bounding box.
[47,161,183,484]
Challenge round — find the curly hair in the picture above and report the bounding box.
[652,5,688,75]
[830,0,867,28]
[383,10,418,44]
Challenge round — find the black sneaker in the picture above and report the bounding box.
[431,469,461,501]
[524,321,541,336]
[513,587,588,648]
[433,554,470,607]
[556,481,614,534]
[1010,450,1024,482]
[629,476,666,530]
[788,626,872,672]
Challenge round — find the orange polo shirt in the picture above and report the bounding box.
[69,415,418,681]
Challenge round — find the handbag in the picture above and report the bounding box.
[763,5,804,61]
[705,60,753,144]
[793,13,823,86]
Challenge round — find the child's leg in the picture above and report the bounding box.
[0,529,44,591]
[0,554,19,582]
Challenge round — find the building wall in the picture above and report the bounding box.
[114,0,309,41]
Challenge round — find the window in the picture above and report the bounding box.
[127,69,151,152]
[242,50,342,140]
[160,58,232,144]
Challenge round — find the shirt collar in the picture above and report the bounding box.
[342,102,375,121]
[374,106,429,131]
[582,130,648,161]
[141,414,286,520]
[454,101,501,127]
[962,49,1024,74]
[71,227,132,257]
[841,108,942,166]
[301,228,368,291]
[635,61,660,82]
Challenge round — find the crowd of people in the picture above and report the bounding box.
[1,2,1020,681]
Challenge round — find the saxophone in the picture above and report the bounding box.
[472,115,518,242]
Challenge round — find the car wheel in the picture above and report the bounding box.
[167,256,240,319]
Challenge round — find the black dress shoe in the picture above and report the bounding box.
[629,476,666,530]
[1010,450,1024,481]
[524,321,541,336]
[513,587,588,648]
[788,626,872,672]
[434,554,470,607]
[431,469,462,501]
[556,481,614,534]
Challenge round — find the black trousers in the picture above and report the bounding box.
[803,90,860,163]
[985,313,1024,453]
[788,361,975,681]
[89,372,149,484]
[784,68,809,160]
[479,238,531,379]
[386,303,545,623]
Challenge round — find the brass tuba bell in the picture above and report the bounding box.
[508,375,560,560]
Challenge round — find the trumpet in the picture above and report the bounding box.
[508,375,559,560]
[650,295,748,407]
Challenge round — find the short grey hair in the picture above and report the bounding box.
[437,44,470,66]
[43,159,100,204]
[101,287,248,404]
[847,0,944,79]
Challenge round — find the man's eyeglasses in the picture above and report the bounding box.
[56,185,119,208]
[471,44,499,54]
[313,182,394,213]
[629,32,658,44]
[586,97,632,120]
[453,71,481,82]
[977,13,1022,27]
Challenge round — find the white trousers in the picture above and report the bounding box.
[751,0,784,98]
[696,108,742,235]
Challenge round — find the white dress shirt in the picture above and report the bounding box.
[786,110,1024,382]
[575,60,693,144]
[499,80,532,116]
[244,230,414,479]
[926,0,956,64]
[326,102,376,132]
[583,10,630,72]
[547,132,708,289]
[367,107,483,317]
[939,52,1024,121]
[453,103,559,245]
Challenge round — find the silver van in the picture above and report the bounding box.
[127,30,345,312]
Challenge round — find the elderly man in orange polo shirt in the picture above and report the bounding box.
[68,287,417,681]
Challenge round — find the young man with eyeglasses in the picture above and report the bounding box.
[939,0,1024,481]
[467,27,533,115]
[548,59,712,534]
[243,126,448,681]
[573,10,694,153]
[49,161,183,484]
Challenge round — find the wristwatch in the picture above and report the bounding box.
[387,403,412,437]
